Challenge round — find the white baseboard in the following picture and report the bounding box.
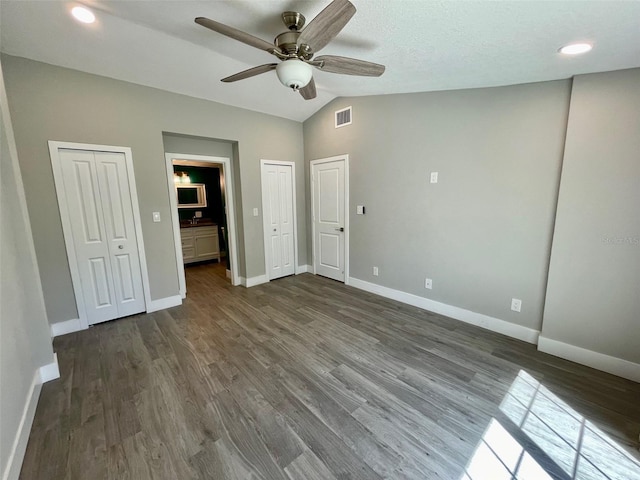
[538,336,640,383]
[2,370,42,480]
[50,318,84,338]
[348,277,540,344]
[39,353,60,383]
[296,264,311,274]
[146,295,182,313]
[245,274,268,288]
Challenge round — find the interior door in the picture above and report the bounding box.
[59,149,145,324]
[312,159,345,282]
[262,163,296,280]
[94,151,146,318]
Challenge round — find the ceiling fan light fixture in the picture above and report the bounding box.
[276,59,313,90]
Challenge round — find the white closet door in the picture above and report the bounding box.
[59,149,145,324]
[60,149,119,324]
[95,151,146,317]
[262,163,296,280]
[313,159,345,282]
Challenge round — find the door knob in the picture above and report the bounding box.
[273,228,277,232]
[118,245,124,249]
[335,227,344,232]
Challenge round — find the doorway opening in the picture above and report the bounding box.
[165,153,241,297]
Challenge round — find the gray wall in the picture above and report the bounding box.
[542,69,640,363]
[163,132,234,159]
[304,81,571,332]
[0,62,54,477]
[2,54,307,325]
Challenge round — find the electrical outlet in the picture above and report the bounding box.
[253,208,259,217]
[430,172,438,183]
[194,211,203,218]
[511,298,522,312]
[373,266,379,276]
[425,278,432,289]
[152,211,161,223]
[356,205,365,215]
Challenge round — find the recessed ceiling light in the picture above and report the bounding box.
[559,43,593,55]
[71,6,95,24]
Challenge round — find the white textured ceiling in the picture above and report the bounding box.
[1,1,640,122]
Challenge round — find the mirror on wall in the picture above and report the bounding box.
[176,183,207,208]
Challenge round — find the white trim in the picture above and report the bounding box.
[165,153,241,293]
[310,155,350,284]
[538,336,640,383]
[146,295,182,313]
[2,371,42,480]
[50,318,85,338]
[296,264,311,274]
[39,353,60,383]
[48,141,153,329]
[226,269,232,279]
[260,160,299,282]
[348,277,540,344]
[245,274,269,288]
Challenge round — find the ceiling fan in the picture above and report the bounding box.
[195,0,385,100]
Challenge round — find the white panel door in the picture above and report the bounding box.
[312,159,345,281]
[59,149,145,324]
[262,163,295,280]
[94,152,146,318]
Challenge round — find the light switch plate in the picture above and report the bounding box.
[430,172,439,183]
[152,212,161,223]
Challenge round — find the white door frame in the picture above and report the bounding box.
[260,159,299,281]
[165,152,241,295]
[48,140,153,330]
[310,154,350,285]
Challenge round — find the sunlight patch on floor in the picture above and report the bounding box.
[461,370,640,480]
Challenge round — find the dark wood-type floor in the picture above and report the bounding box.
[21,263,640,479]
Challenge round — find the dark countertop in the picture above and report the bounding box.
[179,221,217,229]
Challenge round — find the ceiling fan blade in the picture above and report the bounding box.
[299,78,317,100]
[221,64,278,83]
[314,55,385,76]
[297,0,356,53]
[195,17,279,54]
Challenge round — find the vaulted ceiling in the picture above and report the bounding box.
[2,1,639,122]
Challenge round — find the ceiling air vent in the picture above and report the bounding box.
[335,106,352,128]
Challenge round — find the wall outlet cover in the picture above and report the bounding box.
[430,172,439,183]
[195,211,203,218]
[425,278,433,289]
[373,266,379,276]
[152,211,161,222]
[356,205,365,215]
[511,298,522,312]
[253,208,259,217]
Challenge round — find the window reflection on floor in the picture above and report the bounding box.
[461,370,640,480]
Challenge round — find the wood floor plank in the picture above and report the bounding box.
[18,263,640,479]
[284,449,337,480]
